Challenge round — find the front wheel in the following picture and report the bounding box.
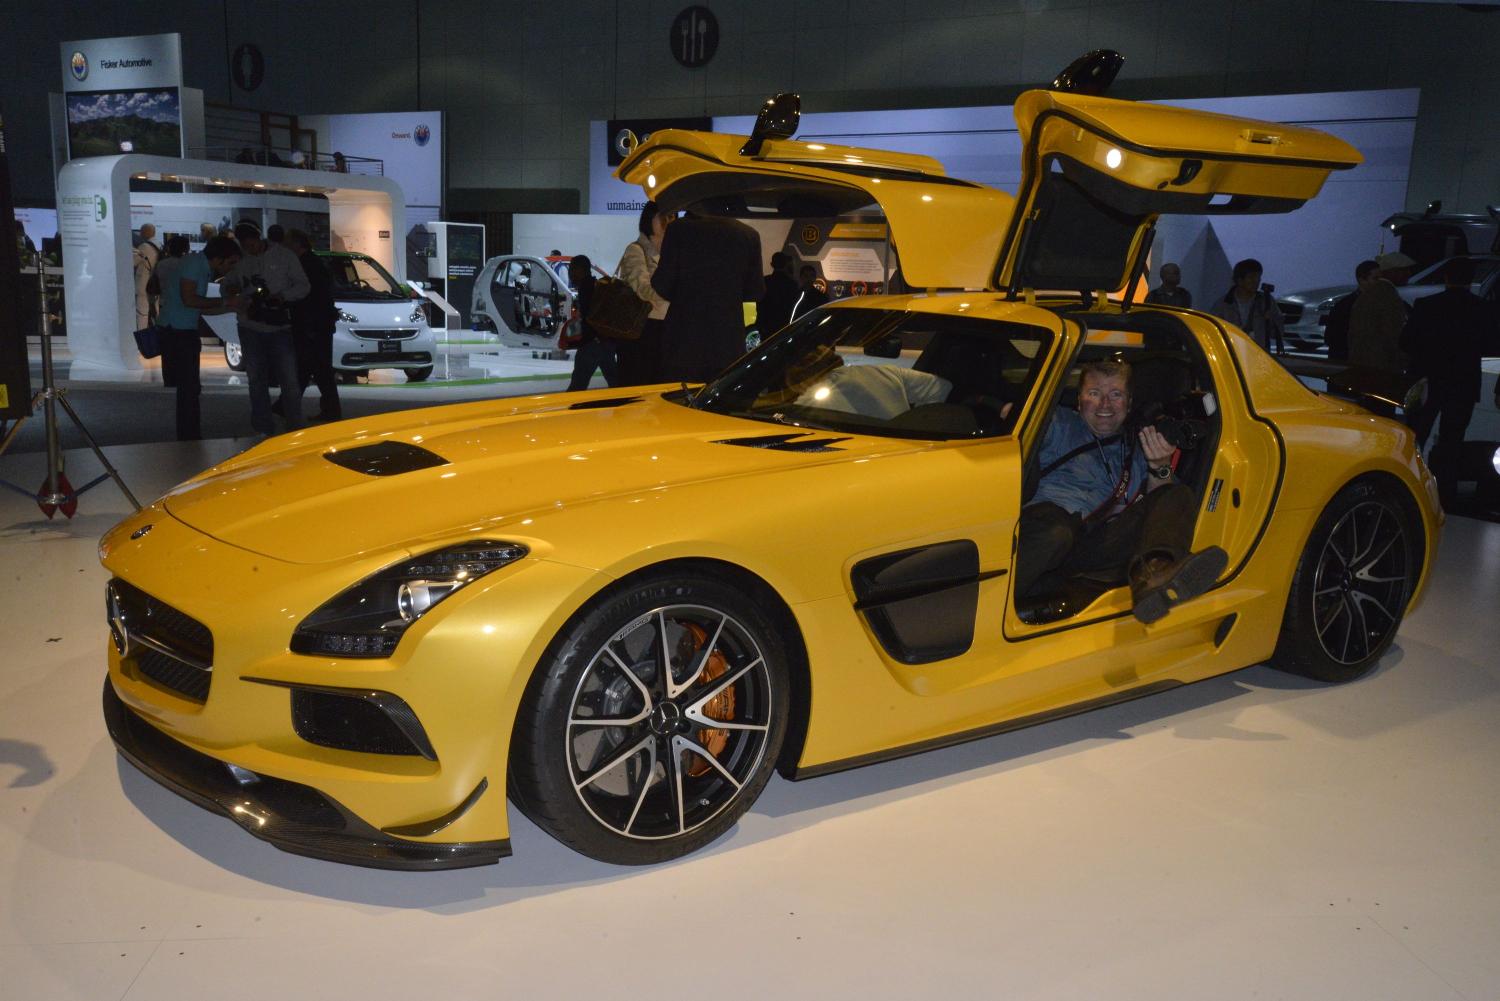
[223,340,244,372]
[510,571,789,864]
[1272,480,1420,683]
[404,366,433,382]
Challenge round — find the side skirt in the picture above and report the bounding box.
[785,679,1181,780]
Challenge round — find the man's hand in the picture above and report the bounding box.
[1140,423,1176,486]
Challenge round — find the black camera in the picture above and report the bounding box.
[245,275,291,326]
[1138,392,1211,450]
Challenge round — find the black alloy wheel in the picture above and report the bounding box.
[1273,479,1420,682]
[511,573,788,864]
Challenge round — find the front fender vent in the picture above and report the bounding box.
[713,432,851,453]
[324,441,449,476]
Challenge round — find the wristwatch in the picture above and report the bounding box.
[1150,464,1173,480]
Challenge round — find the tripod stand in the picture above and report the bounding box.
[0,264,140,517]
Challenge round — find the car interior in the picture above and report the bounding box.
[1013,310,1223,625]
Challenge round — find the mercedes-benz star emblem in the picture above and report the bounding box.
[129,523,153,540]
[106,584,131,656]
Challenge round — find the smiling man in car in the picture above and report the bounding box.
[1015,360,1228,623]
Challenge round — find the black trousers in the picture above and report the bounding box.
[1015,483,1197,598]
[1407,390,1475,507]
[614,318,664,387]
[294,326,341,417]
[159,327,201,441]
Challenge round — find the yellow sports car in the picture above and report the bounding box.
[100,62,1442,869]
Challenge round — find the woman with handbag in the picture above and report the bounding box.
[615,201,670,385]
[566,256,620,391]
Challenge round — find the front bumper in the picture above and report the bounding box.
[103,677,509,870]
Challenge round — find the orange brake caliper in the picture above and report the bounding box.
[682,622,736,777]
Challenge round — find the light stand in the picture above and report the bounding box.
[0,264,140,517]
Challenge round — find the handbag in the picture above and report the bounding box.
[558,306,585,350]
[133,325,162,359]
[586,276,650,342]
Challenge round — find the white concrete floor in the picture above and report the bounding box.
[1,440,1498,1001]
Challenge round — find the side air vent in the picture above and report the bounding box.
[714,432,851,453]
[324,441,448,476]
[568,396,644,410]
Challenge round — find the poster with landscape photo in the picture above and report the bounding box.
[65,87,181,158]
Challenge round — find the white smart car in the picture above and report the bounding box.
[210,250,437,382]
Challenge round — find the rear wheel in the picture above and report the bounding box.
[510,571,789,864]
[1272,480,1420,683]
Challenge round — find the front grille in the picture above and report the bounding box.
[108,579,214,703]
[1277,302,1304,322]
[351,328,419,340]
[340,351,432,366]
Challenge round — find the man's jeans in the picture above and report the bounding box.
[239,327,304,434]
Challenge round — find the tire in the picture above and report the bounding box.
[1272,479,1420,683]
[335,369,362,385]
[404,366,433,383]
[510,571,789,865]
[223,341,244,372]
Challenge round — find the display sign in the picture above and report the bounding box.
[0,106,33,419]
[60,33,183,94]
[605,116,709,166]
[321,111,443,215]
[61,34,184,161]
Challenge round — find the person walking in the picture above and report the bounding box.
[155,235,243,440]
[1210,258,1285,354]
[284,228,342,422]
[1399,256,1500,508]
[132,223,161,331]
[651,204,764,383]
[565,255,619,391]
[615,201,670,385]
[1144,262,1192,308]
[222,221,309,436]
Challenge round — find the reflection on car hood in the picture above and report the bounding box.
[163,392,923,564]
[1278,285,1351,307]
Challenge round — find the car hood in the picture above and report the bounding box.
[1279,285,1351,307]
[162,391,925,564]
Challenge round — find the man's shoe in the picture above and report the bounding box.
[1130,546,1228,625]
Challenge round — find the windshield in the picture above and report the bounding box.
[687,307,1054,440]
[1410,256,1500,286]
[322,254,408,300]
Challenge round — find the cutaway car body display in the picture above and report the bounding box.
[471,254,608,350]
[207,250,437,383]
[102,60,1443,870]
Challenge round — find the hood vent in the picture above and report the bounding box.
[324,441,449,476]
[713,432,851,453]
[567,396,644,410]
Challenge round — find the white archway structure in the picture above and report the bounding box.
[56,155,406,381]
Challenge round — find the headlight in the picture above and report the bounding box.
[338,309,359,323]
[290,541,528,658]
[409,306,426,323]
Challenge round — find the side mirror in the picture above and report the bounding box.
[740,93,801,157]
[864,334,902,359]
[1049,50,1124,96]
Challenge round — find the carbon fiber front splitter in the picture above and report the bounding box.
[102,677,509,871]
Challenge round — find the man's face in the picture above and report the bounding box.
[1234,270,1262,294]
[240,236,266,256]
[1078,372,1130,437]
[208,253,240,278]
[1160,264,1180,287]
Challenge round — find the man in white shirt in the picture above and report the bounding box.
[223,221,310,434]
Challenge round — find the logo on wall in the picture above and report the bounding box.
[669,6,719,68]
[801,224,821,246]
[69,51,88,82]
[231,43,265,92]
[414,123,431,147]
[94,196,107,222]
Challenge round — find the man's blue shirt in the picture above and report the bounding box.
[1029,408,1146,518]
